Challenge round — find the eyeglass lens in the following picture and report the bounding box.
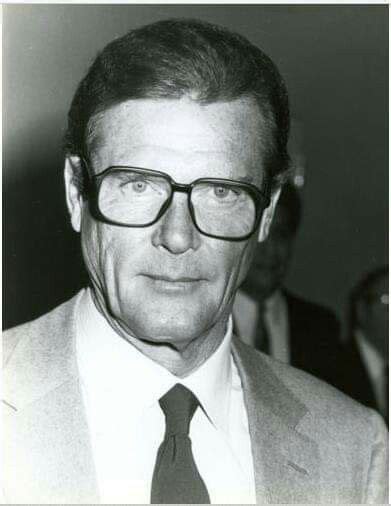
[98,169,257,238]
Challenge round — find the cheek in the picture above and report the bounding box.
[216,238,256,288]
[80,215,134,286]
[80,215,101,270]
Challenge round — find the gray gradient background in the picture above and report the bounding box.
[3,4,388,330]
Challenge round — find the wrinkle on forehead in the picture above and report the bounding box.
[86,96,269,183]
[88,95,265,144]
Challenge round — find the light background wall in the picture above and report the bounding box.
[3,4,388,330]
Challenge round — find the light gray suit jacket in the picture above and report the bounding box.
[3,293,388,504]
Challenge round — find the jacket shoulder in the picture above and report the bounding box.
[275,355,388,503]
[233,338,388,503]
[3,292,82,409]
[3,294,81,367]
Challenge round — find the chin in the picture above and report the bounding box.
[120,302,212,344]
[110,279,221,342]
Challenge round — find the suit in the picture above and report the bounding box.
[3,293,388,503]
[234,289,347,391]
[285,291,346,390]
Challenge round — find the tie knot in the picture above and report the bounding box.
[159,383,199,436]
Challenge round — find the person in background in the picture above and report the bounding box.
[233,183,346,390]
[342,266,389,423]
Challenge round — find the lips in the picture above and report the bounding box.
[141,273,205,294]
[144,274,203,283]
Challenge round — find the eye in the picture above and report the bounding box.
[213,185,241,200]
[117,175,149,192]
[214,186,233,198]
[132,180,147,193]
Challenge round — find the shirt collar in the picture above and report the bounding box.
[181,317,232,433]
[76,288,232,434]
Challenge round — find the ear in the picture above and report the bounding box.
[257,186,281,242]
[64,156,84,232]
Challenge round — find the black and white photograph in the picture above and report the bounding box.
[2,4,389,503]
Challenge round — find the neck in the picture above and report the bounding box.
[90,288,229,377]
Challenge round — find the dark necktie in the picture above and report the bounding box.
[150,383,210,504]
[254,302,270,354]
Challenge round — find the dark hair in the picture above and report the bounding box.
[65,18,290,191]
[273,182,302,236]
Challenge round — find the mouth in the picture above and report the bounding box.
[142,273,205,293]
[149,274,202,282]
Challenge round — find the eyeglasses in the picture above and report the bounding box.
[85,165,271,241]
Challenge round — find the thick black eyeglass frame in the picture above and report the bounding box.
[84,164,271,242]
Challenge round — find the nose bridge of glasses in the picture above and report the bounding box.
[156,179,198,239]
[171,181,192,195]
[164,181,192,219]
[156,181,200,253]
[163,181,193,218]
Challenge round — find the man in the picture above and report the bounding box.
[342,266,389,423]
[3,19,387,504]
[234,183,347,391]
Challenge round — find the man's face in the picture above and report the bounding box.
[66,97,273,348]
[242,206,295,299]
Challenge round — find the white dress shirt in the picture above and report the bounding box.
[76,288,256,504]
[233,289,290,363]
[355,329,388,417]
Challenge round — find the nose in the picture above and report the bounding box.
[151,192,201,254]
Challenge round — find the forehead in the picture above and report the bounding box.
[88,96,269,184]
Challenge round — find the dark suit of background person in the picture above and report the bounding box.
[234,184,346,391]
[341,266,389,424]
[3,19,388,504]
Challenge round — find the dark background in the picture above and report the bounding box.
[3,4,388,330]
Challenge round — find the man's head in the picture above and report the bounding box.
[64,19,290,353]
[241,183,301,299]
[351,266,389,357]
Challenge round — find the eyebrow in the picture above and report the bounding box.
[237,175,254,183]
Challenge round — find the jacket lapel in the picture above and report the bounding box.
[232,337,320,503]
[3,294,99,504]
